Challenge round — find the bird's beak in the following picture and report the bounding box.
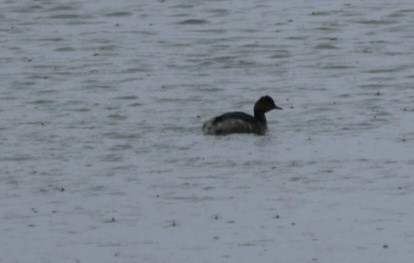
[274,105,283,110]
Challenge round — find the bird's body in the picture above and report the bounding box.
[202,96,282,135]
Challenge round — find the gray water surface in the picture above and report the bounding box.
[1,1,414,262]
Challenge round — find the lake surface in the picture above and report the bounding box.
[1,0,414,262]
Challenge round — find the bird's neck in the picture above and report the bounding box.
[254,110,267,124]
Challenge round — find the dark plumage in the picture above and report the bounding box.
[202,95,282,135]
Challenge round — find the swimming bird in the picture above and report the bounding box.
[202,95,282,135]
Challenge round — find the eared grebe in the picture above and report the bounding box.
[202,95,282,135]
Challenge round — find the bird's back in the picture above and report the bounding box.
[203,112,265,135]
